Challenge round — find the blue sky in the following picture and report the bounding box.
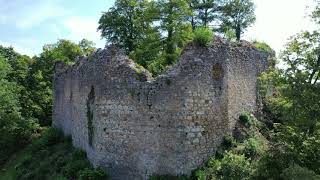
[0,0,317,56]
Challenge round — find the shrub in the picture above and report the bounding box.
[222,135,236,149]
[79,168,108,180]
[62,159,91,178]
[243,137,264,158]
[280,164,320,180]
[29,128,63,152]
[193,27,214,47]
[193,169,209,180]
[15,127,108,180]
[147,58,166,76]
[239,112,254,127]
[219,152,253,180]
[149,175,188,180]
[252,40,273,53]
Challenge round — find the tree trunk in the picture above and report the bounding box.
[166,2,175,65]
[204,9,208,27]
[236,24,241,41]
[189,3,196,30]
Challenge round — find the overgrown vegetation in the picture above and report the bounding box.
[1,0,320,179]
[98,0,256,75]
[0,39,95,166]
[0,128,108,180]
[193,27,214,47]
[252,40,274,53]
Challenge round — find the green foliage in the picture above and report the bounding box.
[255,125,320,179]
[222,135,236,149]
[0,45,34,119]
[219,152,253,180]
[129,29,163,69]
[197,152,253,180]
[79,168,108,180]
[29,128,63,152]
[220,0,256,41]
[252,40,273,53]
[193,27,214,46]
[0,56,37,165]
[99,0,193,76]
[28,39,95,125]
[259,31,320,132]
[157,0,194,65]
[79,39,96,56]
[280,164,320,180]
[189,0,223,28]
[149,175,188,180]
[243,137,265,158]
[239,112,254,127]
[224,28,237,41]
[147,58,166,76]
[98,0,152,53]
[311,1,320,25]
[255,21,320,179]
[15,128,108,180]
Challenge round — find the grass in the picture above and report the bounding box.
[0,148,29,180]
[0,128,108,180]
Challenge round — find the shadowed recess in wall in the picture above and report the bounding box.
[87,86,95,147]
[212,63,223,80]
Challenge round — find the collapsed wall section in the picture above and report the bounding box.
[53,39,270,179]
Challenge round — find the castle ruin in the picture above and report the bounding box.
[53,38,270,179]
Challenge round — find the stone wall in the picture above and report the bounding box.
[52,38,270,179]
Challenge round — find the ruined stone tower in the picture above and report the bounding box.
[53,38,270,179]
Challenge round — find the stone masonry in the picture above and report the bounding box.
[52,38,271,179]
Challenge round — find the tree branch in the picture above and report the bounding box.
[308,54,320,84]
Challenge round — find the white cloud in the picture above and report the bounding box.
[0,0,67,29]
[63,16,105,48]
[0,40,36,56]
[16,2,66,29]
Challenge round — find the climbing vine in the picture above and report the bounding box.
[87,86,95,147]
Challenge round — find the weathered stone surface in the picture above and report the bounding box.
[52,38,270,179]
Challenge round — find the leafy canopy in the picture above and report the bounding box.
[220,0,256,41]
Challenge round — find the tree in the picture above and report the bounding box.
[259,31,320,134]
[280,31,320,131]
[190,0,223,28]
[79,39,96,56]
[0,55,35,164]
[219,0,255,41]
[28,39,94,125]
[98,0,152,54]
[0,45,35,119]
[157,0,193,65]
[311,0,320,25]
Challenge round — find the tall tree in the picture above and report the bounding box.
[0,55,34,164]
[190,0,223,28]
[260,31,320,133]
[311,0,320,25]
[98,0,152,54]
[28,39,95,125]
[0,46,35,118]
[157,0,193,65]
[219,0,255,41]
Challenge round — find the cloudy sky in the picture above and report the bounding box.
[0,0,317,56]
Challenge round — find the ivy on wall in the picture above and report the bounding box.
[87,86,95,147]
